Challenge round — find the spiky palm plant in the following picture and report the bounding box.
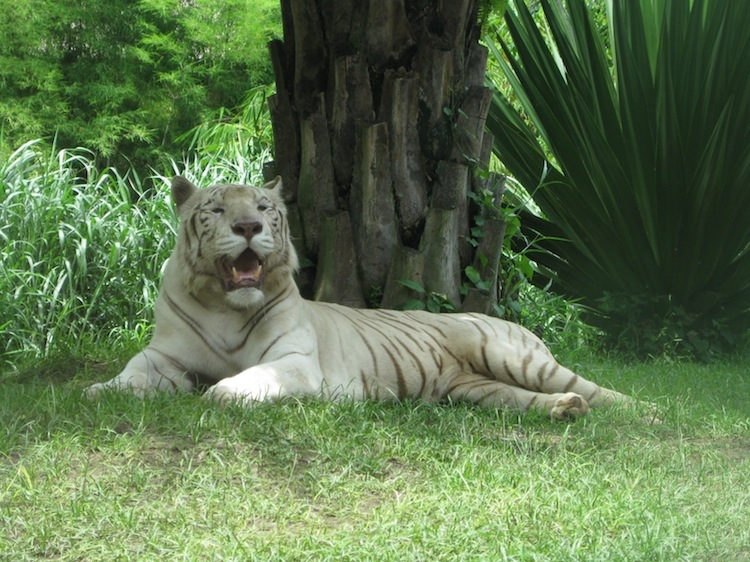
[487,0,750,357]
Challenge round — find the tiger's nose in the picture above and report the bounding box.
[232,221,263,241]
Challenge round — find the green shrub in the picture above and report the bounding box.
[0,0,280,170]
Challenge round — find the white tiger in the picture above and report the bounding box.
[86,176,629,419]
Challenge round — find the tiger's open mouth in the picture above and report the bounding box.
[218,249,263,291]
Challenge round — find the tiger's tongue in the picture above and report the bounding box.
[232,251,262,282]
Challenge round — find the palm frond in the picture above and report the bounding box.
[487,0,750,356]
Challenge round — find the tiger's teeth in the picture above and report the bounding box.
[257,264,263,277]
[232,266,240,282]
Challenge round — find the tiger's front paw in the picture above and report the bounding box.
[84,382,107,400]
[204,376,279,406]
[204,363,305,406]
[84,379,152,399]
[550,392,590,421]
[204,382,254,406]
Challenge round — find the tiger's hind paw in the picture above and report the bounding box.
[550,392,590,421]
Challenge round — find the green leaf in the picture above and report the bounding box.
[398,279,426,294]
[465,266,482,286]
[402,299,426,311]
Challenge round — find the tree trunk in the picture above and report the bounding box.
[266,0,502,312]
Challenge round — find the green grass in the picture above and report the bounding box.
[0,141,172,361]
[2,357,749,561]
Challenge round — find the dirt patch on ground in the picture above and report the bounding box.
[688,436,750,463]
[715,438,750,462]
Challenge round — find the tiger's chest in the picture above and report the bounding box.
[155,290,316,380]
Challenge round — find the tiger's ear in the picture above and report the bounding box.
[261,176,284,202]
[171,176,198,208]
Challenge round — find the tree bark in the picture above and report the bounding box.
[297,94,337,255]
[267,0,503,312]
[314,210,366,307]
[421,208,462,305]
[379,69,427,232]
[350,122,398,292]
[382,245,425,310]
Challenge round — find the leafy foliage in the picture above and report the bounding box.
[399,280,458,314]
[176,85,276,165]
[486,0,750,358]
[0,0,280,170]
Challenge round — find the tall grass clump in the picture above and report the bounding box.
[1,141,173,364]
[170,85,275,188]
[1,129,272,368]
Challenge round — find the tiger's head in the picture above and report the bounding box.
[169,176,298,310]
